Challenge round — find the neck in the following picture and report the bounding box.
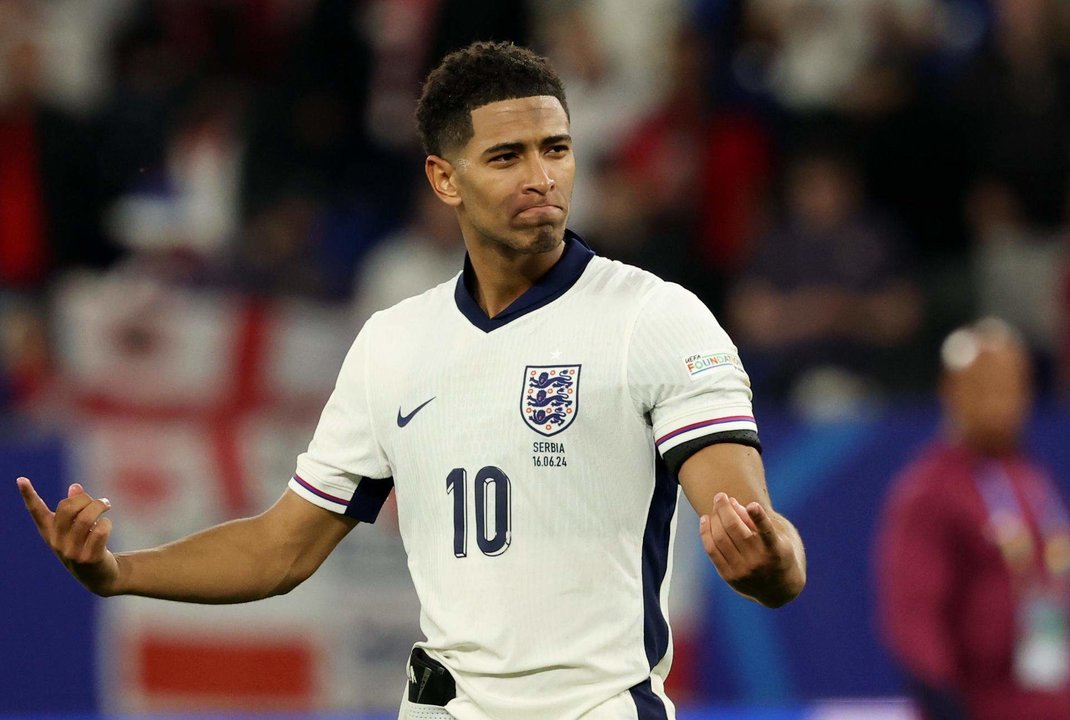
[465,235,566,318]
[943,422,1020,458]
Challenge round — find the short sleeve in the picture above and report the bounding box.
[628,283,759,475]
[289,321,393,522]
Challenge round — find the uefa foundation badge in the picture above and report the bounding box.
[521,365,580,436]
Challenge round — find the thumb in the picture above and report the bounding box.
[68,483,85,499]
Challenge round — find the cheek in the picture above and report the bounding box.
[474,175,516,206]
[975,395,1028,433]
[555,159,576,188]
[460,178,504,214]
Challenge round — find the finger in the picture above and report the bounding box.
[708,508,747,564]
[16,477,55,536]
[731,497,759,533]
[699,514,716,557]
[54,490,96,536]
[80,517,112,564]
[66,498,112,555]
[699,515,731,573]
[746,502,780,546]
[714,493,753,550]
[68,483,85,499]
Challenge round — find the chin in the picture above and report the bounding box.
[976,433,1021,456]
[529,225,564,253]
[496,225,563,255]
[473,219,566,256]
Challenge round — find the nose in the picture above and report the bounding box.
[523,157,555,194]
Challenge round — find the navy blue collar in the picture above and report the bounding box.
[454,230,595,332]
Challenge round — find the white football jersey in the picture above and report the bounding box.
[290,233,758,720]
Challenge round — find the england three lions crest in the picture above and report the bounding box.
[521,365,580,436]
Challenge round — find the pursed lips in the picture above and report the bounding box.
[516,203,563,216]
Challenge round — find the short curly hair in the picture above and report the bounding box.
[416,41,569,157]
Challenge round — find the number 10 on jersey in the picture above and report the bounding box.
[446,466,512,558]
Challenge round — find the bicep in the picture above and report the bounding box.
[677,442,770,518]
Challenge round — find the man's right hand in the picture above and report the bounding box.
[17,477,121,596]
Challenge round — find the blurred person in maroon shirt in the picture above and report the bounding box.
[876,318,1070,720]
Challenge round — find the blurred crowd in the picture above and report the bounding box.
[2,0,1070,417]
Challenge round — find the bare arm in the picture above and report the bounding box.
[677,443,806,608]
[17,477,357,603]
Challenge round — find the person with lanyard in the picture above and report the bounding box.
[876,318,1070,719]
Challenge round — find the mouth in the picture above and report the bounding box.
[516,204,564,219]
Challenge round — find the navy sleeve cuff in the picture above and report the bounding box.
[662,430,761,477]
[344,476,395,522]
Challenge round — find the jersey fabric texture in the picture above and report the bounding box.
[289,232,759,720]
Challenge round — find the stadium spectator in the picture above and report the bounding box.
[726,146,923,414]
[582,27,711,289]
[0,294,50,410]
[0,0,118,285]
[104,81,246,283]
[876,318,1070,720]
[351,177,465,325]
[537,3,654,235]
[950,0,1070,386]
[967,178,1066,391]
[950,0,1070,233]
[742,0,936,113]
[587,25,774,310]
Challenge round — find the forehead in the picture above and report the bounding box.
[467,96,569,149]
[955,345,1030,385]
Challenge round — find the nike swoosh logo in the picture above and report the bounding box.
[397,397,435,427]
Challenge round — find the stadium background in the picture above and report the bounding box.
[2,0,1070,718]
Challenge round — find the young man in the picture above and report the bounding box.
[17,42,805,719]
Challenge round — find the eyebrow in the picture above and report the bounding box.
[481,134,573,157]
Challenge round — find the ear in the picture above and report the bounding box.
[425,155,462,208]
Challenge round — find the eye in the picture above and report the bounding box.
[547,145,570,156]
[491,152,518,164]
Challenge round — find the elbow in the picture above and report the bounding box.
[268,554,320,598]
[268,576,301,598]
[268,568,310,598]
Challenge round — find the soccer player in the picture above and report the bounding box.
[17,42,805,719]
